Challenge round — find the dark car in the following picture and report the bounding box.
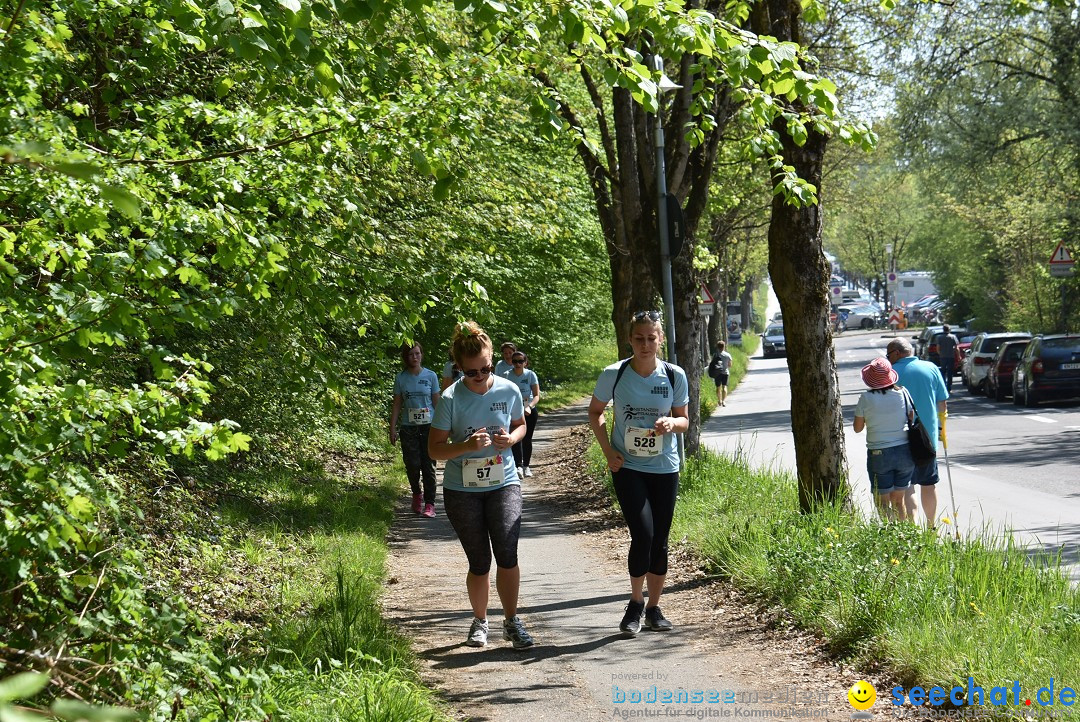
[761,324,786,359]
[1012,335,1080,407]
[913,325,945,360]
[986,340,1029,401]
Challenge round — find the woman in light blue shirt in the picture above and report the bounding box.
[429,322,533,650]
[587,311,689,637]
[853,356,915,522]
[503,351,540,477]
[389,343,440,517]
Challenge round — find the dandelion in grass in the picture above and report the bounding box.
[890,558,900,566]
[941,516,952,525]
[969,601,984,616]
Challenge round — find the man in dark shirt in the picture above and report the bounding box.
[936,324,960,392]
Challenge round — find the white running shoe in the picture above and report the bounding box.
[502,615,534,649]
[523,466,533,477]
[465,617,488,647]
[516,466,524,478]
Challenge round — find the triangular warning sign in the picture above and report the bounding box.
[698,283,716,304]
[1049,241,1074,264]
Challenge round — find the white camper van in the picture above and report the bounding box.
[894,272,937,307]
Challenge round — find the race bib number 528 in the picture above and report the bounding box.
[624,426,661,457]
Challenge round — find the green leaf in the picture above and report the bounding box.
[0,673,50,703]
[53,162,102,179]
[278,0,301,12]
[100,186,141,220]
[0,704,45,722]
[51,699,141,721]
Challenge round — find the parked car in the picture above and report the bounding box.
[837,304,879,330]
[761,323,786,358]
[1012,334,1080,407]
[962,332,1032,393]
[986,340,1030,401]
[913,325,945,361]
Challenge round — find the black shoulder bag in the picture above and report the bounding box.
[901,388,937,467]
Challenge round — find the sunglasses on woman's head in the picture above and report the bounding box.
[633,310,661,322]
[463,365,495,378]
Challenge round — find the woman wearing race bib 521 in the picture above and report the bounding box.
[587,310,689,637]
[428,322,534,649]
[389,343,440,518]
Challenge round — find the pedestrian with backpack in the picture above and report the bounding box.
[708,341,733,407]
[587,310,689,637]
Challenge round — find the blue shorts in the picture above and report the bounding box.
[866,444,915,495]
[912,458,939,486]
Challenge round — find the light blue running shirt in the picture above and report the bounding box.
[502,368,539,403]
[494,360,514,377]
[432,375,524,492]
[592,360,689,474]
[393,368,439,426]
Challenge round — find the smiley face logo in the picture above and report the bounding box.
[847,680,876,711]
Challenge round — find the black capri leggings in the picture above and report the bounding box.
[443,485,523,575]
[612,468,679,578]
[511,409,539,468]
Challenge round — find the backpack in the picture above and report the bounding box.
[613,358,677,394]
[707,354,722,380]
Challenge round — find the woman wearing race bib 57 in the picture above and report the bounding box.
[587,310,689,637]
[428,322,534,649]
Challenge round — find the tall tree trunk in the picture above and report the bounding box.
[759,0,848,510]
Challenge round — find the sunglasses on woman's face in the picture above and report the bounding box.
[463,365,495,378]
[512,358,525,365]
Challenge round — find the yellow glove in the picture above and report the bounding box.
[938,411,947,450]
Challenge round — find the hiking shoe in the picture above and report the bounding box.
[465,617,488,647]
[411,493,423,514]
[422,503,436,518]
[619,599,645,636]
[644,606,673,631]
[523,466,533,477]
[502,615,534,649]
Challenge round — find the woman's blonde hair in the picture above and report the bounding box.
[451,321,493,366]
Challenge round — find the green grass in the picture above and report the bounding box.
[174,439,451,721]
[538,336,616,411]
[588,445,1080,716]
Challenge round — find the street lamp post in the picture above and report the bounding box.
[885,243,893,313]
[652,54,680,366]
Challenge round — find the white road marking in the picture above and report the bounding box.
[1025,415,1058,424]
[953,463,981,471]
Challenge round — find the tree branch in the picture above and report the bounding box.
[120,127,337,167]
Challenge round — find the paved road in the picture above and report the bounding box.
[701,292,1080,577]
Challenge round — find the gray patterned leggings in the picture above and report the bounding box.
[443,485,522,575]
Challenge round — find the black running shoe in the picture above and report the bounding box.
[644,605,673,631]
[619,599,645,636]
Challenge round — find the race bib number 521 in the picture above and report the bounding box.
[408,407,432,425]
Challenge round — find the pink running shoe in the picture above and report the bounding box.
[411,493,423,514]
[422,503,436,518]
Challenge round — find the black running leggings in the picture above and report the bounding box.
[511,409,539,468]
[443,485,522,575]
[612,468,679,578]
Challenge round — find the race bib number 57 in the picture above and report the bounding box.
[462,456,506,487]
[624,426,661,457]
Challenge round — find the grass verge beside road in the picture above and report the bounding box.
[538,338,616,412]
[585,443,1080,715]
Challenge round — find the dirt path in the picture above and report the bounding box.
[383,401,880,721]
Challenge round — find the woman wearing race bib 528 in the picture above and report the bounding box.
[428,322,534,649]
[587,310,689,637]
